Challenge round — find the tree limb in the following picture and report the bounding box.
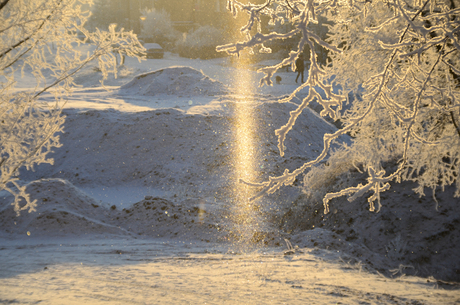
[0,0,9,11]
[451,110,460,138]
[0,0,63,60]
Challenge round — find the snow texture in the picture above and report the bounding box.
[119,66,229,97]
[1,51,459,303]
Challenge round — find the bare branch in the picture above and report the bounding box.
[0,0,9,11]
[0,0,64,60]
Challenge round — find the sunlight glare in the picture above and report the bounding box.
[230,59,262,246]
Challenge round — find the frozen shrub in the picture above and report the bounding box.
[176,26,227,59]
[302,148,358,203]
[140,9,180,50]
[87,0,129,31]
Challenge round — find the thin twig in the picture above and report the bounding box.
[451,111,460,138]
[0,0,9,11]
[0,0,63,60]
[255,0,272,12]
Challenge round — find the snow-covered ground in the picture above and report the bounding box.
[1,51,459,304]
[2,237,458,304]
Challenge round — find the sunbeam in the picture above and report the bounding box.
[229,60,263,246]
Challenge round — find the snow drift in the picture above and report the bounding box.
[284,179,460,282]
[0,179,126,237]
[119,66,228,97]
[0,178,227,241]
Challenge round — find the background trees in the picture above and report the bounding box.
[87,0,148,33]
[0,0,144,215]
[86,0,119,30]
[218,0,459,212]
[139,8,180,48]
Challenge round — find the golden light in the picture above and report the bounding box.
[139,16,146,21]
[229,56,262,246]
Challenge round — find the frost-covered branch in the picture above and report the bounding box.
[0,0,9,11]
[1,0,145,216]
[219,0,460,213]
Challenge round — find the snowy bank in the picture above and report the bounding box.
[3,60,459,288]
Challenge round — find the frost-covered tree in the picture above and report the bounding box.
[0,0,144,215]
[177,25,229,59]
[140,8,179,47]
[218,0,459,213]
[86,0,128,31]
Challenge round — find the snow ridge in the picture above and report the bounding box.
[119,66,228,97]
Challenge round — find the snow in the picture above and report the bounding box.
[2,238,459,304]
[1,50,459,304]
[119,66,229,97]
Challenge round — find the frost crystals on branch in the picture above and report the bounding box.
[218,0,459,213]
[0,0,145,215]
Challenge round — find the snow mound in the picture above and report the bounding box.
[283,180,460,282]
[20,101,345,197]
[0,179,127,237]
[0,179,229,241]
[114,197,228,241]
[119,66,228,97]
